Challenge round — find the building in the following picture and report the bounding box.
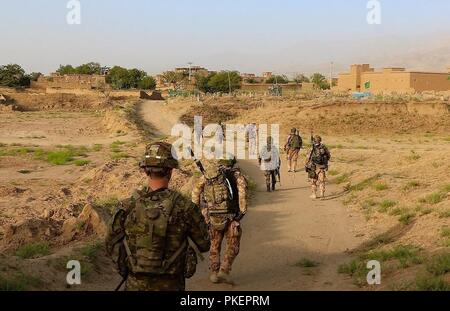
[335,64,450,94]
[31,74,107,90]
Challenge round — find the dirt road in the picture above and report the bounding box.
[139,100,368,291]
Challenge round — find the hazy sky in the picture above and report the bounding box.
[1,0,449,75]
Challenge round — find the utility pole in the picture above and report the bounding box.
[330,61,334,88]
[188,62,193,82]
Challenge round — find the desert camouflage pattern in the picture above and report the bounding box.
[264,170,277,190]
[106,187,210,291]
[310,167,327,194]
[192,169,247,273]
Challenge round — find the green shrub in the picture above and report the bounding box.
[16,242,51,259]
[294,258,320,268]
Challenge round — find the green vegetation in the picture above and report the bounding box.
[438,209,450,218]
[373,182,389,191]
[95,196,120,215]
[328,169,340,176]
[15,242,51,259]
[0,64,31,87]
[415,275,449,291]
[80,241,103,262]
[56,62,102,75]
[294,258,320,268]
[420,185,450,206]
[106,66,156,90]
[334,173,350,185]
[110,141,129,160]
[310,73,330,90]
[197,71,242,93]
[364,245,422,268]
[0,273,43,291]
[350,174,381,192]
[378,200,398,213]
[265,75,289,84]
[92,144,103,152]
[398,212,416,225]
[426,253,450,276]
[74,159,91,166]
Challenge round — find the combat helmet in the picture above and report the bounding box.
[313,135,322,144]
[291,128,297,134]
[139,142,179,171]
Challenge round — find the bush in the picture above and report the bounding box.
[207,71,242,93]
[138,76,156,90]
[0,64,31,87]
[16,242,51,259]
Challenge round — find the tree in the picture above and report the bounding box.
[207,71,242,93]
[75,62,102,75]
[106,66,131,89]
[56,64,76,75]
[293,74,310,84]
[138,76,156,90]
[29,72,43,81]
[161,71,185,88]
[0,64,30,87]
[265,75,289,84]
[310,73,330,90]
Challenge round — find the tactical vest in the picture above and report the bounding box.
[289,135,302,149]
[312,145,329,166]
[203,170,239,216]
[124,190,183,275]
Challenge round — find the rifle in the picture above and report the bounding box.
[189,148,206,176]
[305,132,315,174]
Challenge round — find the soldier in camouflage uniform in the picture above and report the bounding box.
[105,142,210,291]
[259,136,281,192]
[192,156,247,284]
[305,135,331,199]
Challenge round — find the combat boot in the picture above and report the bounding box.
[310,192,317,199]
[266,184,271,192]
[319,190,325,198]
[272,183,276,191]
[217,270,233,284]
[209,272,220,284]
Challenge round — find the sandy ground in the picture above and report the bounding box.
[140,101,369,291]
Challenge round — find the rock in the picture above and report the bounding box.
[61,218,79,242]
[78,204,109,237]
[61,187,72,196]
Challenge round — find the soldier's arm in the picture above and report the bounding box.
[105,197,135,255]
[186,201,210,253]
[234,171,248,215]
[191,176,206,206]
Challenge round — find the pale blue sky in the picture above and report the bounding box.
[1,0,449,75]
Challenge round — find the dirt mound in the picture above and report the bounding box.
[2,218,61,250]
[0,88,106,111]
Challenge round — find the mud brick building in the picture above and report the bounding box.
[336,64,450,94]
[31,74,106,90]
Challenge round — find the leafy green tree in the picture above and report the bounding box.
[293,74,310,84]
[265,75,289,84]
[56,64,76,75]
[138,76,156,90]
[207,71,242,93]
[0,64,30,87]
[75,62,102,75]
[310,73,330,90]
[106,66,131,89]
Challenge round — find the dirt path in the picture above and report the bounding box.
[140,101,368,291]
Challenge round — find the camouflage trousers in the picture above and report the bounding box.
[264,170,277,188]
[125,273,185,291]
[209,218,242,273]
[310,167,326,193]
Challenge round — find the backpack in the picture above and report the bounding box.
[203,169,239,216]
[123,190,186,275]
[311,145,330,166]
[289,135,303,149]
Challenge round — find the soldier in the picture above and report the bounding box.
[105,142,210,291]
[192,155,247,284]
[284,128,303,172]
[259,136,281,192]
[305,135,331,199]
